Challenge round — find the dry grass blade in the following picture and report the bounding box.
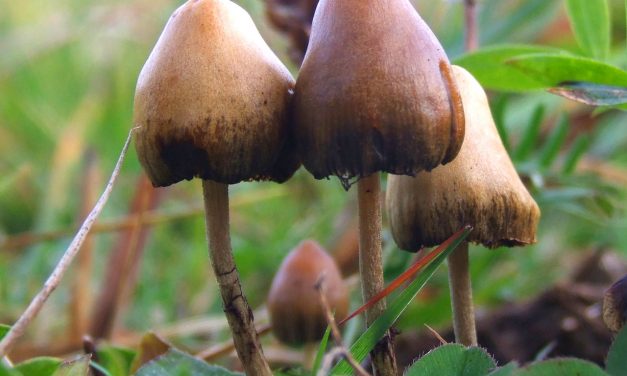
[0,129,135,357]
[315,277,370,376]
[196,324,272,362]
[1,186,287,252]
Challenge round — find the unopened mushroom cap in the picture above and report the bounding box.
[386,66,540,250]
[267,240,349,346]
[134,0,299,187]
[292,0,464,183]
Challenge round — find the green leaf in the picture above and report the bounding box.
[130,332,172,374]
[539,114,569,170]
[606,325,627,376]
[0,324,10,341]
[513,105,545,161]
[331,227,472,375]
[14,357,61,376]
[562,136,591,174]
[134,349,243,376]
[548,82,627,108]
[311,326,330,375]
[0,363,20,376]
[565,0,610,60]
[51,355,91,376]
[507,54,627,88]
[97,346,136,376]
[514,358,608,375]
[488,362,519,376]
[453,44,564,91]
[405,344,496,376]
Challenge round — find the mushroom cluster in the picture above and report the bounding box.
[133,0,541,372]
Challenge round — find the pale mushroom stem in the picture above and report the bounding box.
[357,173,398,375]
[202,180,272,376]
[447,241,478,346]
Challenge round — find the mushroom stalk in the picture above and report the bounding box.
[357,173,397,375]
[202,180,272,376]
[447,241,478,346]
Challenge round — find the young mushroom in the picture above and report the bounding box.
[133,1,298,374]
[603,275,627,333]
[267,240,349,347]
[292,0,464,373]
[386,66,540,346]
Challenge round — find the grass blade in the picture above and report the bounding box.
[331,226,473,375]
[565,0,610,60]
[513,105,545,161]
[311,326,331,375]
[539,114,569,170]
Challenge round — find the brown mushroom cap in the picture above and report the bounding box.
[603,275,627,333]
[292,0,464,184]
[134,0,299,187]
[386,66,540,250]
[267,240,349,346]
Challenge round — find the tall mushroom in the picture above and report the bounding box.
[292,0,465,373]
[386,66,540,346]
[133,1,298,374]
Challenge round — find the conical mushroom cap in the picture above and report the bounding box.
[134,0,299,187]
[386,66,540,250]
[267,240,349,346]
[292,0,464,184]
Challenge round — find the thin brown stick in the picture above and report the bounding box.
[424,324,448,345]
[447,241,478,346]
[315,278,370,376]
[0,129,135,357]
[196,324,272,362]
[202,180,272,376]
[357,173,397,375]
[464,0,478,52]
[1,186,287,252]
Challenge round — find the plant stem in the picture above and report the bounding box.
[464,0,478,52]
[202,180,272,376]
[357,173,397,375]
[0,129,134,358]
[447,241,478,346]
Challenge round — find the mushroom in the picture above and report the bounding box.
[603,275,627,333]
[267,240,349,347]
[386,65,540,346]
[133,1,298,374]
[291,0,464,372]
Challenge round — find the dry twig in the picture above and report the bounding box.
[315,276,370,376]
[0,129,135,357]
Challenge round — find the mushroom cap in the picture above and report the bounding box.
[386,66,540,250]
[292,0,464,183]
[603,275,627,333]
[267,240,349,346]
[134,0,299,187]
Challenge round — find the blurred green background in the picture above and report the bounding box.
[0,0,626,367]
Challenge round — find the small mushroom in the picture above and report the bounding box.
[603,275,627,332]
[386,66,540,346]
[292,1,464,372]
[133,1,298,374]
[268,240,349,346]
